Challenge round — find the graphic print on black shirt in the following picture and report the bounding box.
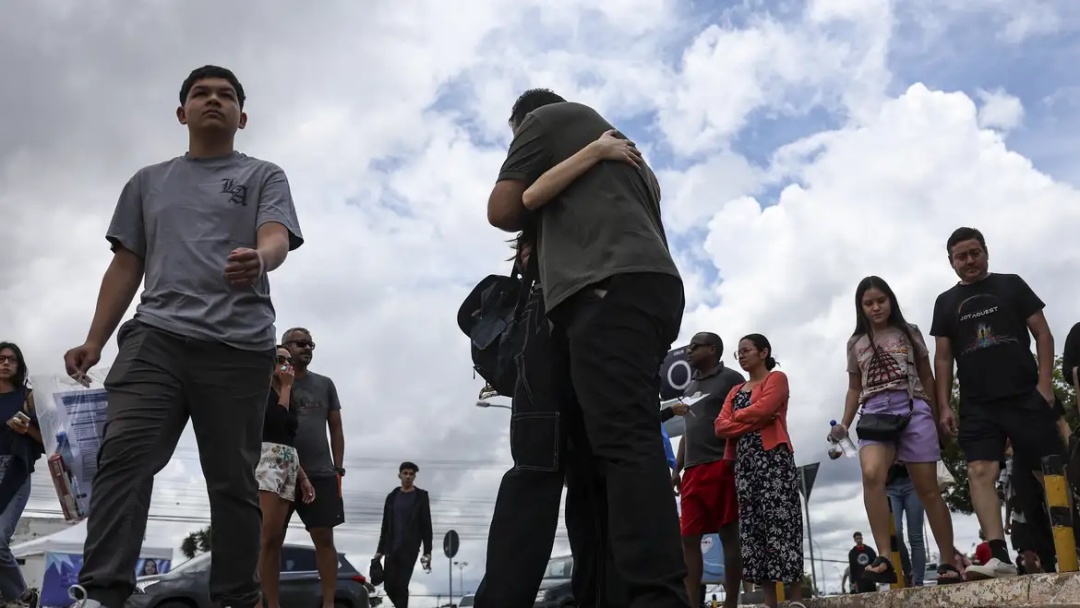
[930,274,1044,406]
[848,545,877,582]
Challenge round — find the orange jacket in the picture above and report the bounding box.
[714,370,793,460]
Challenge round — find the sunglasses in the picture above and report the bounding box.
[276,355,293,364]
[288,340,315,350]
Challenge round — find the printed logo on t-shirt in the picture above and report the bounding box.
[220,178,249,207]
[956,294,1019,356]
[856,552,870,566]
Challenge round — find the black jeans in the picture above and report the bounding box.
[475,286,625,608]
[550,272,689,608]
[383,549,418,608]
[78,320,271,608]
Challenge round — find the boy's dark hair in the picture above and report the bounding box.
[180,65,246,109]
[946,227,986,258]
[400,461,419,473]
[509,88,565,129]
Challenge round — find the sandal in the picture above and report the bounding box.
[862,556,898,585]
[936,563,963,585]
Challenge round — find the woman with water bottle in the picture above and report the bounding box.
[829,277,963,585]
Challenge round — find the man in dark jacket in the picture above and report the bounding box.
[375,462,433,608]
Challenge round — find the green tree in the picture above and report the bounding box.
[180,526,213,560]
[939,354,1076,514]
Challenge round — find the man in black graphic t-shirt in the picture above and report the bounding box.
[930,227,1063,580]
[848,532,876,593]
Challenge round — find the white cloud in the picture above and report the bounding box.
[4,0,1079,603]
[976,88,1025,132]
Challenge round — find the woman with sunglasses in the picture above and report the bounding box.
[715,334,804,608]
[256,346,316,608]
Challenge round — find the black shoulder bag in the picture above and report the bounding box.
[855,336,916,442]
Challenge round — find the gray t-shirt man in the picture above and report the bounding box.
[292,371,342,479]
[107,152,303,350]
[682,363,745,468]
[497,101,680,312]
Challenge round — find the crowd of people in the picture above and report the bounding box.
[2,60,1078,608]
[0,66,438,608]
[471,83,1080,608]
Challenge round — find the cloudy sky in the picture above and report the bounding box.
[4,0,1080,603]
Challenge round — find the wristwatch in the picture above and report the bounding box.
[335,467,346,477]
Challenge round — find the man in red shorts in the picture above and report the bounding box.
[671,332,746,607]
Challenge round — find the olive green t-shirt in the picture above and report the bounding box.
[497,102,680,312]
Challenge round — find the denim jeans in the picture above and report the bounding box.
[0,455,31,601]
[886,476,925,584]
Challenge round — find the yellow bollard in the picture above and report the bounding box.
[1041,455,1079,572]
[888,501,906,589]
[775,582,785,602]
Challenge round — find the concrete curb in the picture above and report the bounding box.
[742,573,1080,607]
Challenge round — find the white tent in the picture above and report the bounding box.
[12,521,174,607]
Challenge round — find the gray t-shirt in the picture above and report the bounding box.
[497,102,681,312]
[107,152,303,351]
[291,371,342,479]
[682,363,746,468]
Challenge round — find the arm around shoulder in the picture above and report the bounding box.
[731,371,789,425]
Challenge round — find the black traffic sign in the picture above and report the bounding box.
[443,529,460,559]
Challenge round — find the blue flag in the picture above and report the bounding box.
[661,422,677,469]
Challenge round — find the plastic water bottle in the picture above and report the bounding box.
[829,420,858,458]
[56,432,83,497]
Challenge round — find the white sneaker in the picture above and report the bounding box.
[965,557,1018,579]
[67,585,107,608]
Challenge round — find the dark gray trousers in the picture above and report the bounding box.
[78,320,272,608]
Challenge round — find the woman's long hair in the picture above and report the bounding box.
[0,341,28,390]
[852,276,917,348]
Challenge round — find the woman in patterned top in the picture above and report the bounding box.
[715,334,805,608]
[831,276,962,585]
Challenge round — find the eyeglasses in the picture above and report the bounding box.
[288,340,315,350]
[733,348,756,359]
[0,355,16,364]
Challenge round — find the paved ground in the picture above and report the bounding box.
[775,572,1080,607]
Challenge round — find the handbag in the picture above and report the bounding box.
[855,334,916,442]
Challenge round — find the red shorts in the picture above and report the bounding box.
[680,459,738,537]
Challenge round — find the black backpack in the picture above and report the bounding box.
[456,262,537,397]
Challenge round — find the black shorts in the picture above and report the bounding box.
[958,390,1065,470]
[286,475,345,530]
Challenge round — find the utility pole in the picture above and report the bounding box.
[800,471,817,595]
[454,561,469,598]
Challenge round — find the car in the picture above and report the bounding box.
[125,544,371,608]
[534,555,574,608]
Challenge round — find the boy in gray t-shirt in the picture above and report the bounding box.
[63,65,303,608]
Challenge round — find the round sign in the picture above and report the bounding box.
[443,529,460,559]
[666,360,691,393]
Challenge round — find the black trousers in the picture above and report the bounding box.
[475,286,628,608]
[384,550,418,608]
[550,272,689,608]
[79,320,271,608]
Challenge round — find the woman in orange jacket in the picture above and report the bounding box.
[715,334,805,608]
